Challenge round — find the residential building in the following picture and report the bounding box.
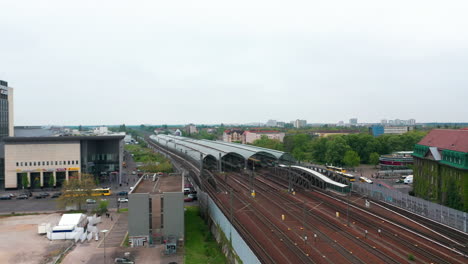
[242,130,285,144]
[4,135,124,189]
[412,129,468,212]
[184,124,198,135]
[294,119,307,128]
[0,80,14,189]
[223,129,244,143]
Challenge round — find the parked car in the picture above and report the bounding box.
[404,175,413,184]
[188,193,198,200]
[7,193,16,198]
[184,197,193,202]
[117,191,128,196]
[114,257,134,264]
[118,198,128,203]
[34,193,48,199]
[0,195,12,200]
[183,188,192,195]
[51,192,62,198]
[17,194,29,199]
[86,199,96,204]
[40,192,50,197]
[131,171,136,175]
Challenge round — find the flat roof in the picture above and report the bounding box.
[4,135,125,143]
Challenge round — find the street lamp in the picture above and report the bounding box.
[101,229,109,263]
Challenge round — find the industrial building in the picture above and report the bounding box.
[412,129,468,212]
[4,135,124,189]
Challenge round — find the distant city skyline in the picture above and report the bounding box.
[2,1,468,125]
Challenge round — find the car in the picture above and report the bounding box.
[118,198,128,203]
[51,192,62,198]
[0,195,12,200]
[395,179,404,184]
[184,197,193,202]
[34,194,46,199]
[114,257,134,264]
[183,188,192,195]
[86,199,96,204]
[7,193,16,198]
[131,171,136,175]
[188,193,197,200]
[117,191,128,196]
[40,192,50,197]
[16,194,29,199]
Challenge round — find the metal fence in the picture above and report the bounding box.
[352,182,468,233]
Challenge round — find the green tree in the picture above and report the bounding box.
[343,150,361,168]
[58,174,96,211]
[21,173,29,189]
[97,199,109,215]
[252,135,284,151]
[325,136,351,165]
[369,152,380,167]
[48,175,55,188]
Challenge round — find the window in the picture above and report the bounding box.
[63,161,66,165]
[29,162,32,166]
[20,162,23,166]
[16,162,19,166]
[46,161,49,166]
[42,161,45,166]
[71,160,74,165]
[68,161,70,165]
[34,162,36,166]
[76,160,79,164]
[59,161,62,165]
[55,161,58,165]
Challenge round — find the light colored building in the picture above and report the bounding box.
[294,119,307,128]
[349,118,358,125]
[408,119,416,125]
[4,135,124,189]
[381,119,388,125]
[266,120,277,127]
[242,130,285,144]
[0,80,14,189]
[276,121,285,127]
[184,124,198,135]
[337,121,344,126]
[93,126,109,135]
[223,129,244,143]
[384,126,413,135]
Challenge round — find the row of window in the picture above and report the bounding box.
[16,160,80,167]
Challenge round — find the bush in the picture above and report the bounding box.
[407,254,415,261]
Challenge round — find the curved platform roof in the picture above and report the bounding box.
[151,134,295,164]
[286,165,348,188]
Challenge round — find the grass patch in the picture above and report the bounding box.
[122,232,130,247]
[185,206,227,264]
[117,208,128,213]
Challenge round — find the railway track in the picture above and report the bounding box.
[238,172,402,264]
[257,170,464,263]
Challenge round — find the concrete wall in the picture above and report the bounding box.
[128,193,150,240]
[5,141,81,188]
[162,192,184,239]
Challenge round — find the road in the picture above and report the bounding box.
[0,150,138,214]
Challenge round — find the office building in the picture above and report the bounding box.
[0,80,14,189]
[294,119,307,128]
[4,135,124,189]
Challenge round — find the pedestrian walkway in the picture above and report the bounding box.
[99,212,128,248]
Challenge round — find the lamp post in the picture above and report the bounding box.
[101,229,109,263]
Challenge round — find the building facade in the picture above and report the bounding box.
[294,119,307,128]
[370,125,413,137]
[242,130,285,144]
[223,129,244,143]
[412,129,468,212]
[4,135,124,189]
[0,80,14,189]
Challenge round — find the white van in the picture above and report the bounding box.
[404,175,413,184]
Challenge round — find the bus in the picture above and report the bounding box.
[326,165,347,173]
[64,188,112,197]
[359,177,373,184]
[339,172,356,182]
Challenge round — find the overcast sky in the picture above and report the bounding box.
[1,0,467,126]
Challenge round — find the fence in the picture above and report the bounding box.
[352,182,467,233]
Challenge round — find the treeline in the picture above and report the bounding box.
[252,131,427,166]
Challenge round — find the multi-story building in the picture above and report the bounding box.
[266,120,277,127]
[242,130,285,144]
[381,119,388,125]
[349,118,358,126]
[276,122,285,127]
[222,129,244,143]
[4,135,124,189]
[412,129,468,212]
[370,125,413,137]
[294,119,307,128]
[184,124,198,135]
[0,80,14,189]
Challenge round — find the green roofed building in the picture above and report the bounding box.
[413,129,468,212]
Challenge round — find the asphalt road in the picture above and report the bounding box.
[0,150,139,214]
